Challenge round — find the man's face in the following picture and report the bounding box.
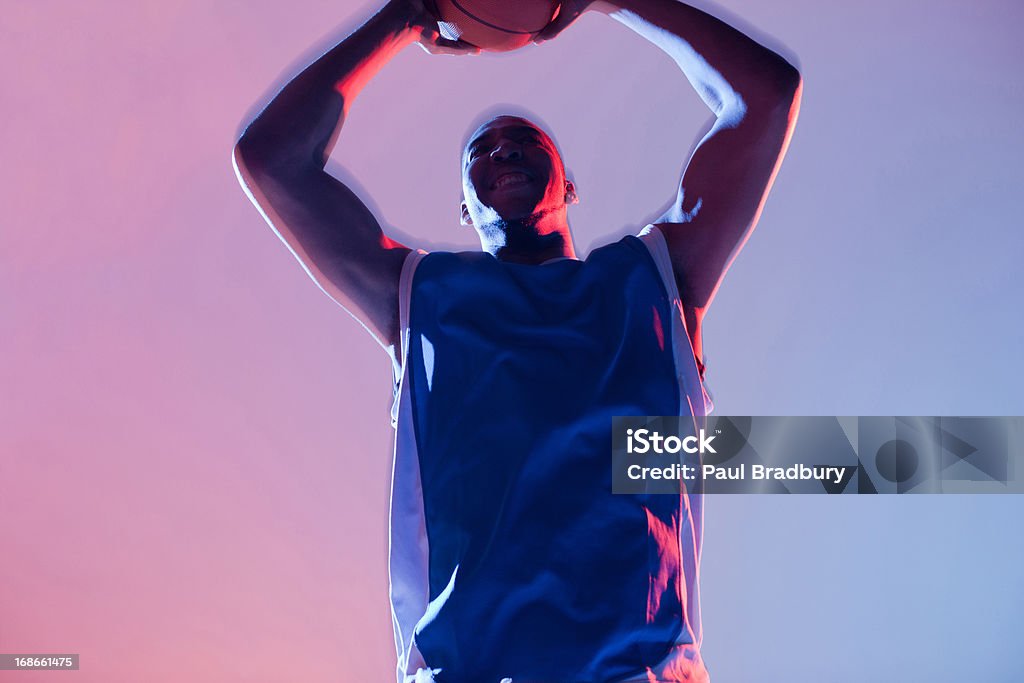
[461,116,570,227]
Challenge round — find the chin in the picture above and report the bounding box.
[490,202,543,223]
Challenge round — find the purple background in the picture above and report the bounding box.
[2,1,1022,681]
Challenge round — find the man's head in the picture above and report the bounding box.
[460,115,578,235]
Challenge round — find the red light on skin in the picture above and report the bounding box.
[652,305,665,351]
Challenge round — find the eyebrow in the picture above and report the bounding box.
[466,125,543,155]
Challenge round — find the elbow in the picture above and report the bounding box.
[233,126,267,181]
[232,134,256,191]
[233,126,281,179]
[232,135,253,178]
[743,57,802,117]
[777,62,802,112]
[765,56,802,107]
[233,127,318,182]
[776,63,803,125]
[232,135,280,189]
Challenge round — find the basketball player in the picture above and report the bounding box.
[233,1,801,681]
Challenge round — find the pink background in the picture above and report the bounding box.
[3,1,1022,681]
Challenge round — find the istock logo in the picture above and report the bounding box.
[626,428,717,455]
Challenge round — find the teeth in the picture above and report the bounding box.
[494,174,529,189]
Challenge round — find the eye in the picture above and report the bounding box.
[468,143,488,160]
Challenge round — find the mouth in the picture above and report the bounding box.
[490,172,534,190]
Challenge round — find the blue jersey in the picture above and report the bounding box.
[388,226,711,683]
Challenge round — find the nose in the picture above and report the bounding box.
[490,138,523,162]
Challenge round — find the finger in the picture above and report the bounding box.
[430,44,482,56]
[420,37,480,56]
[433,36,480,53]
[419,24,478,53]
[413,27,473,54]
[533,10,579,43]
[428,42,481,56]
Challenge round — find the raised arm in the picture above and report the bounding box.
[233,1,473,351]
[542,0,801,363]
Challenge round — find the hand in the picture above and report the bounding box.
[417,24,482,56]
[533,0,601,44]
[394,0,482,55]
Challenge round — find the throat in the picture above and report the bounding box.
[481,210,577,265]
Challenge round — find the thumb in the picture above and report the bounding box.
[533,4,583,43]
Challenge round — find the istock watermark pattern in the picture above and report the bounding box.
[611,416,1021,494]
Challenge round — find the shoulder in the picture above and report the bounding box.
[411,249,501,289]
[582,231,658,270]
[584,226,677,287]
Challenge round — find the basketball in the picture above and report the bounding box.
[433,0,562,52]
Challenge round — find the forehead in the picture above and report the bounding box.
[465,117,549,149]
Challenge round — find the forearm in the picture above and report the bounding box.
[236,1,421,172]
[593,0,798,116]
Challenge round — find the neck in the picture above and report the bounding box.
[479,208,577,265]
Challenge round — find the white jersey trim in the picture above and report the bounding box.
[637,225,714,418]
[389,250,431,683]
[636,226,711,683]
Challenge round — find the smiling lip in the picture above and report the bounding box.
[491,172,533,190]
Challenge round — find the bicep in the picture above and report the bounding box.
[658,78,802,311]
[234,149,410,348]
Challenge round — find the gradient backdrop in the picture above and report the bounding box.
[2,0,1023,681]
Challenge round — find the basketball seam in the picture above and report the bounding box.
[448,0,552,35]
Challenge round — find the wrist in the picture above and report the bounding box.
[381,0,434,35]
[373,0,428,43]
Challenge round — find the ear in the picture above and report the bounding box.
[460,201,473,226]
[564,180,579,206]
